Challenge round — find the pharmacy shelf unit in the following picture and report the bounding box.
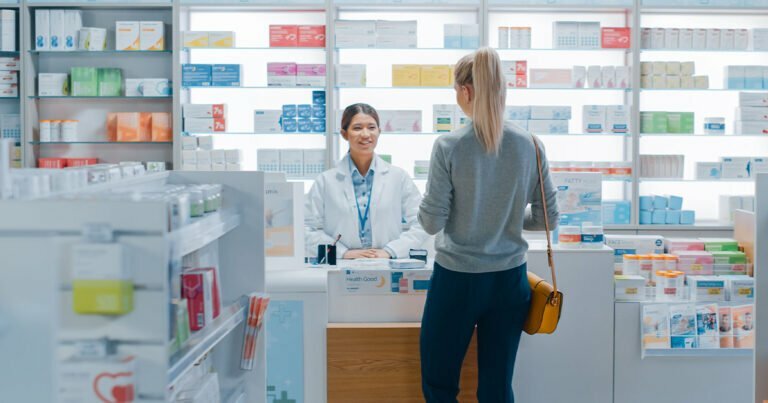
[22,4,174,168]
[0,171,268,402]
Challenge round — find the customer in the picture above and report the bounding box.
[418,47,559,403]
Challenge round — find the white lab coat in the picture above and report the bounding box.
[305,154,429,259]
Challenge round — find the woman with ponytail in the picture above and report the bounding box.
[418,47,560,402]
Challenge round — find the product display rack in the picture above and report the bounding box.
[21,3,174,169]
[0,171,269,402]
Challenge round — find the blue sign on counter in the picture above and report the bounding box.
[267,300,304,403]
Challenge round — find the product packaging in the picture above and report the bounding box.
[336,64,366,87]
[267,62,297,87]
[392,65,421,87]
[183,31,209,48]
[253,110,282,133]
[116,21,140,51]
[35,10,50,50]
[298,25,325,47]
[139,21,164,51]
[182,64,212,87]
[151,112,171,142]
[71,243,133,315]
[270,25,298,47]
[97,68,122,97]
[78,28,107,51]
[212,64,241,87]
[209,31,235,48]
[184,104,226,119]
[181,269,214,331]
[296,64,326,87]
[38,73,69,96]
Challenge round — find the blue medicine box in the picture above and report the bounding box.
[653,196,668,210]
[652,210,666,224]
[211,64,241,87]
[282,118,298,133]
[282,105,297,119]
[665,210,681,225]
[313,90,326,105]
[639,196,653,211]
[312,105,326,119]
[640,210,652,225]
[602,200,631,225]
[298,118,312,133]
[312,119,326,133]
[182,64,212,87]
[668,195,683,211]
[681,210,696,225]
[298,104,312,119]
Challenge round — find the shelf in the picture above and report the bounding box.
[643,348,753,358]
[170,209,241,257]
[340,86,631,91]
[184,47,324,51]
[495,47,630,52]
[640,178,754,182]
[25,2,172,8]
[43,171,171,199]
[0,51,18,57]
[29,50,172,54]
[642,48,768,53]
[168,302,245,389]
[416,176,631,182]
[183,86,325,90]
[641,133,768,137]
[30,95,172,99]
[183,132,325,136]
[641,88,765,92]
[30,141,172,145]
[337,47,475,51]
[606,222,735,231]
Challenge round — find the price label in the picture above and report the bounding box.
[738,288,753,295]
[691,264,703,272]
[708,288,722,295]
[626,288,638,295]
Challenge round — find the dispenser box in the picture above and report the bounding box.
[116,21,140,51]
[139,21,164,51]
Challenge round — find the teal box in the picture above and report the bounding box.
[212,64,241,87]
[282,105,297,118]
[640,210,652,225]
[311,119,326,133]
[603,200,631,225]
[652,210,666,224]
[639,196,653,211]
[668,195,683,210]
[312,105,326,119]
[665,210,681,224]
[298,118,312,133]
[681,210,696,225]
[282,118,297,133]
[653,196,668,210]
[312,90,326,105]
[182,64,212,87]
[298,104,312,119]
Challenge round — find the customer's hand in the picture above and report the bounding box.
[344,249,373,259]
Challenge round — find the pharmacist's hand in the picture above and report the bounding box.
[344,249,373,259]
[366,249,392,259]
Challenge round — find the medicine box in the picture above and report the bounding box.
[298,104,312,119]
[720,157,751,178]
[184,118,226,133]
[615,275,646,301]
[444,24,462,49]
[602,200,631,225]
[270,25,298,47]
[38,73,69,96]
[257,149,280,172]
[601,27,630,48]
[528,119,568,134]
[279,149,304,177]
[151,113,171,142]
[605,234,665,272]
[297,64,326,87]
[505,106,531,120]
[420,65,451,87]
[182,64,212,87]
[738,92,768,107]
[197,137,213,152]
[79,28,107,51]
[298,25,325,47]
[696,162,721,180]
[183,104,226,119]
[736,107,768,121]
[209,31,235,48]
[392,65,421,87]
[49,10,66,51]
[336,64,366,87]
[433,104,455,132]
[530,106,571,120]
[181,136,197,150]
[379,110,422,133]
[553,21,579,49]
[212,64,241,87]
[313,90,326,105]
[282,118,297,133]
[71,67,98,97]
[606,105,630,133]
[529,69,571,88]
[140,21,164,51]
[583,105,606,133]
[688,276,726,302]
[572,66,586,88]
[225,149,242,164]
[267,63,297,87]
[298,118,312,133]
[183,31,209,48]
[664,28,680,49]
[35,10,49,50]
[588,65,602,88]
[312,119,325,133]
[97,68,122,97]
[303,149,326,177]
[752,157,768,175]
[461,24,480,49]
[116,21,140,51]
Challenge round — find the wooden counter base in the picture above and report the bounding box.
[327,323,478,402]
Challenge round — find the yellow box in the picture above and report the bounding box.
[209,31,235,48]
[421,65,451,87]
[73,279,134,315]
[392,64,421,87]
[183,31,209,48]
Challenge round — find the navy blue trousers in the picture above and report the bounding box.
[420,262,531,403]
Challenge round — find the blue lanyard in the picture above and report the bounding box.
[350,157,373,243]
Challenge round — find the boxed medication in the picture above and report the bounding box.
[727,277,754,302]
[392,65,421,87]
[270,25,298,47]
[38,73,69,96]
[151,112,171,142]
[745,66,764,89]
[739,92,768,106]
[505,106,531,120]
[183,104,226,119]
[640,28,651,48]
[605,235,664,273]
[280,149,304,177]
[183,31,209,48]
[97,68,122,97]
[720,157,751,178]
[553,21,579,49]
[226,163,242,171]
[721,29,736,50]
[679,29,694,49]
[297,64,326,87]
[444,24,462,48]
[572,65,586,88]
[298,118,312,133]
[59,356,137,402]
[125,78,170,97]
[35,10,50,50]
[578,22,600,49]
[421,65,451,87]
[736,107,768,121]
[225,149,242,164]
[692,28,707,49]
[181,136,197,150]
[116,21,140,51]
[184,118,226,133]
[63,10,81,51]
[376,20,417,36]
[664,28,680,49]
[116,113,140,142]
[304,149,325,176]
[725,65,746,89]
[282,104,297,118]
[735,29,749,50]
[614,275,646,301]
[197,137,213,152]
[298,25,325,47]
[641,111,668,133]
[312,105,325,119]
[253,110,282,133]
[529,69,571,88]
[267,62,297,87]
[209,31,235,48]
[752,157,768,174]
[298,104,312,119]
[615,66,630,88]
[78,28,107,51]
[606,105,629,133]
[688,276,727,302]
[651,27,665,49]
[182,64,212,87]
[376,35,416,49]
[588,65,602,88]
[257,149,280,172]
[71,67,98,97]
[601,66,616,88]
[530,106,571,120]
[312,119,325,133]
[753,28,768,51]
[603,200,631,225]
[705,238,741,253]
[49,10,66,51]
[461,24,480,49]
[433,104,455,132]
[282,118,297,132]
[182,269,215,331]
[336,64,366,87]
[696,162,721,179]
[527,119,568,134]
[379,110,422,133]
[583,105,606,133]
[139,21,164,51]
[212,64,241,87]
[601,27,630,48]
[313,90,325,105]
[706,28,721,49]
[666,238,705,253]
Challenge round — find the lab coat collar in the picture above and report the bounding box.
[335,153,390,179]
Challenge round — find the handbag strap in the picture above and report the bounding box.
[532,135,559,304]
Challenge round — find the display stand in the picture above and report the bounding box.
[0,171,268,402]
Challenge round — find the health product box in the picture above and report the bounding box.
[209,31,235,48]
[379,110,422,133]
[63,10,81,51]
[0,10,15,52]
[184,118,225,133]
[297,104,312,119]
[116,112,140,142]
[212,64,241,87]
[253,110,282,133]
[79,28,107,51]
[736,107,768,121]
[133,78,170,97]
[583,105,606,133]
[444,24,462,49]
[279,149,304,177]
[528,119,569,134]
[530,106,571,120]
[336,64,366,87]
[553,21,579,49]
[298,25,325,47]
[392,65,421,87]
[313,90,325,105]
[529,68,572,88]
[257,149,280,172]
[49,10,66,51]
[578,22,600,49]
[270,25,298,47]
[720,157,751,178]
[615,275,646,301]
[182,64,212,87]
[461,24,480,49]
[420,65,451,87]
[738,92,768,106]
[183,31,209,48]
[601,27,630,48]
[433,104,455,132]
[688,276,726,302]
[696,162,722,180]
[312,119,325,133]
[602,200,631,225]
[35,10,49,50]
[97,68,122,97]
[151,112,171,142]
[296,64,326,87]
[116,21,140,51]
[572,65,586,88]
[267,63,297,87]
[304,149,325,177]
[505,106,531,120]
[181,269,214,331]
[38,73,69,96]
[140,21,164,51]
[70,67,98,97]
[606,105,630,133]
[640,111,668,133]
[605,234,665,272]
[225,149,242,164]
[736,121,768,134]
[184,104,226,119]
[282,118,297,133]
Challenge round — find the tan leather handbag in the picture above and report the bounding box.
[523,135,564,335]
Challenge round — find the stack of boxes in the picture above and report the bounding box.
[577,65,631,89]
[182,64,241,87]
[116,21,164,51]
[34,10,80,51]
[553,21,601,49]
[254,90,326,134]
[392,65,453,87]
[606,234,665,274]
[107,112,172,142]
[433,105,469,133]
[37,15,164,52]
[38,68,170,98]
[641,27,749,50]
[181,136,242,172]
[497,27,532,49]
[443,24,480,49]
[639,195,696,225]
[269,25,325,47]
[502,60,527,88]
[640,61,708,89]
[267,62,325,87]
[257,148,325,179]
[735,92,768,134]
[719,195,756,224]
[335,20,417,49]
[639,154,685,178]
[183,31,236,48]
[724,66,768,90]
[582,105,630,134]
[640,111,695,134]
[506,105,570,134]
[183,104,226,134]
[696,156,768,180]
[0,57,17,97]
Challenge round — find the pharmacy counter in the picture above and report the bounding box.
[267,243,615,403]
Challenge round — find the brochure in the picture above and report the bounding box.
[670,304,698,349]
[719,306,734,348]
[642,304,670,349]
[696,303,719,349]
[732,304,755,349]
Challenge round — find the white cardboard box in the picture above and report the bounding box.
[651,28,665,49]
[38,73,68,96]
[736,107,768,121]
[739,92,768,107]
[253,110,282,133]
[583,105,606,133]
[530,106,571,120]
[696,162,722,179]
[116,21,140,51]
[182,150,197,164]
[735,29,749,50]
[257,149,280,172]
[139,21,164,51]
[303,149,326,177]
[692,28,707,50]
[279,149,304,178]
[181,136,197,150]
[336,64,366,87]
[49,10,66,51]
[1,10,16,52]
[664,28,679,49]
[720,157,751,178]
[736,121,768,134]
[606,105,630,133]
[225,149,242,164]
[35,10,49,50]
[379,110,422,133]
[679,29,694,49]
[706,28,721,50]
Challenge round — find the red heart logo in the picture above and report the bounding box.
[93,372,134,403]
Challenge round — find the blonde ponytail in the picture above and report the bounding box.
[454,47,507,154]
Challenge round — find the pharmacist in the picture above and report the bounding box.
[305,103,429,259]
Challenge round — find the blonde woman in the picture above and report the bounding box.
[418,48,559,402]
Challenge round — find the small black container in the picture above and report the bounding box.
[317,244,337,265]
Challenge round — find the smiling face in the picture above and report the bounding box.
[341,113,380,158]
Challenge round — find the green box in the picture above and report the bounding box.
[640,111,668,133]
[680,112,695,134]
[711,251,747,264]
[70,67,99,97]
[667,112,682,133]
[97,68,123,97]
[704,238,740,252]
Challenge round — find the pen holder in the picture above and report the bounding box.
[318,244,337,266]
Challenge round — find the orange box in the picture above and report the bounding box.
[270,25,298,47]
[507,74,527,88]
[151,112,172,142]
[139,112,152,142]
[298,25,325,47]
[38,158,67,168]
[602,27,631,49]
[66,158,98,167]
[106,113,117,142]
[117,112,140,142]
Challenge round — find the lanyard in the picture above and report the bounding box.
[350,157,373,243]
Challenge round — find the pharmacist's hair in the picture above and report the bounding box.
[341,103,380,132]
[454,47,507,155]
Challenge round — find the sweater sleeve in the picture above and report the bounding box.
[384,175,430,258]
[524,138,560,231]
[418,140,453,235]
